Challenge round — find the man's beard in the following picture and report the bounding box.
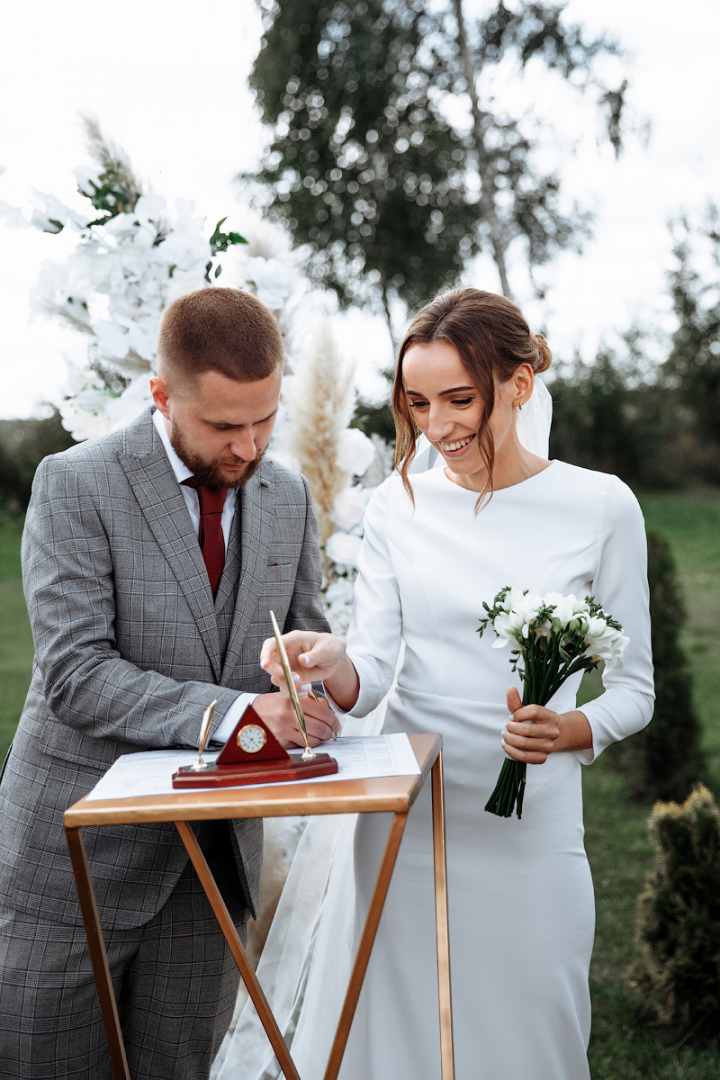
[170,425,265,491]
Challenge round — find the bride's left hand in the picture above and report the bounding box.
[502,687,561,764]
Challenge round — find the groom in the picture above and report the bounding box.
[0,287,338,1079]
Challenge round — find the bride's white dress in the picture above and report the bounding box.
[337,460,654,1080]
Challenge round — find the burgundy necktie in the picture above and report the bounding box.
[183,478,227,598]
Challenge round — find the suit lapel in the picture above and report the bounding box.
[221,469,272,682]
[117,412,222,680]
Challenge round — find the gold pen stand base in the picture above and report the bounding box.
[173,752,338,789]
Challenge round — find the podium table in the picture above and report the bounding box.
[64,733,454,1080]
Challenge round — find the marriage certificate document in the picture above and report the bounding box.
[86,734,421,802]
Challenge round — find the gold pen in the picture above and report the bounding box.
[188,699,217,771]
[269,611,317,761]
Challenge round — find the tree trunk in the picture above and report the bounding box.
[381,282,398,357]
[451,0,514,300]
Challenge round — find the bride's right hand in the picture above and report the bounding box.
[260,630,349,687]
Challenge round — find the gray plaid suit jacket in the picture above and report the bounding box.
[0,408,329,930]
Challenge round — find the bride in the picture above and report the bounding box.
[253,288,654,1080]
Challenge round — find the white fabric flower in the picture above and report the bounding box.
[0,199,29,228]
[132,194,166,227]
[326,532,362,568]
[31,190,88,233]
[332,487,370,532]
[103,212,156,251]
[157,227,211,273]
[93,320,129,361]
[103,376,154,432]
[244,256,293,311]
[73,166,102,196]
[323,577,355,635]
[338,428,375,478]
[267,449,301,473]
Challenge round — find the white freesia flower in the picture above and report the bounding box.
[326,531,362,568]
[332,486,370,532]
[584,617,628,669]
[544,592,587,627]
[338,427,375,478]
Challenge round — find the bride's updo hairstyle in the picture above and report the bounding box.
[392,287,551,499]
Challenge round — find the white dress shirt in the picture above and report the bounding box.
[152,408,258,743]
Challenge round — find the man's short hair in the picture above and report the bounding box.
[157,287,284,384]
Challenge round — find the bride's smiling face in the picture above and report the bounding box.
[403,339,532,485]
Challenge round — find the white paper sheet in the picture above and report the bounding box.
[85,734,421,802]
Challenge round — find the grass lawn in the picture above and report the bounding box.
[0,512,32,766]
[582,487,720,1078]
[1,490,720,1076]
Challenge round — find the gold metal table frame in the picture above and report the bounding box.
[64,733,454,1080]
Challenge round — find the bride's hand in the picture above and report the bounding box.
[260,630,349,687]
[502,687,561,765]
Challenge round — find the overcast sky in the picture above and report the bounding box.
[1,0,719,419]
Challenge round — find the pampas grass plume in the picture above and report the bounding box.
[286,321,354,558]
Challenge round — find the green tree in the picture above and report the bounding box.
[663,209,720,481]
[549,347,679,489]
[247,0,630,332]
[0,412,76,513]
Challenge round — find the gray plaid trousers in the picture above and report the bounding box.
[0,822,247,1080]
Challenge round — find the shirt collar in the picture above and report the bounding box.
[152,407,194,485]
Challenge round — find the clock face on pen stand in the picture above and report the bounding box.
[237,724,267,754]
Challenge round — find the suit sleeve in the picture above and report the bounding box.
[283,474,331,637]
[22,454,240,750]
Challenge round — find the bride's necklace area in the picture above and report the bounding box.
[443,456,552,494]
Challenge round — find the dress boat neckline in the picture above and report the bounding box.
[438,458,557,495]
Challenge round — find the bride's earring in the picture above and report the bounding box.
[517,402,523,411]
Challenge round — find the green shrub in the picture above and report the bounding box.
[611,530,705,802]
[635,783,720,1043]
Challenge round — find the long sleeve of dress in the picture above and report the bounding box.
[342,481,403,717]
[578,475,655,762]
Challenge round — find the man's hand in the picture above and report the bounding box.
[252,690,341,749]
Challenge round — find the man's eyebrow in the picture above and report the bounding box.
[207,409,278,427]
[406,386,475,397]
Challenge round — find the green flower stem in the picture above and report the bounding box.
[485,647,599,820]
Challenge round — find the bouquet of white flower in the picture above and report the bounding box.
[478,587,629,819]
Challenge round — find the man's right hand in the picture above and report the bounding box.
[252,690,341,749]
